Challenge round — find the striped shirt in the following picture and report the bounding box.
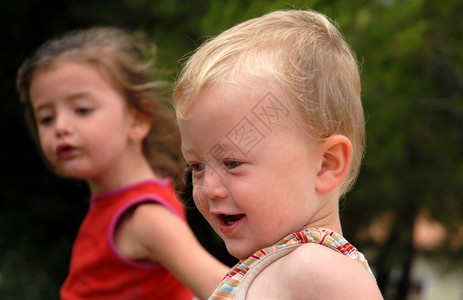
[210,227,374,300]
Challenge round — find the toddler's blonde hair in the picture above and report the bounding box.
[174,10,365,195]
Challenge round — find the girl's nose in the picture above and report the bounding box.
[55,114,72,137]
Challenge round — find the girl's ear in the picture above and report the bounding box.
[315,135,352,194]
[128,101,152,145]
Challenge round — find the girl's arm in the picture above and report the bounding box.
[114,202,229,300]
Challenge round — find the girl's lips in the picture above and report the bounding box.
[218,214,245,234]
[56,144,77,159]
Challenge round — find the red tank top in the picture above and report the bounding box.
[60,179,195,300]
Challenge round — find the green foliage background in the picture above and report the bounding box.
[1,0,462,299]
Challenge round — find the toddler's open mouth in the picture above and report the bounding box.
[219,214,245,226]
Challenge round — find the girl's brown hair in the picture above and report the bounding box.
[17,27,185,189]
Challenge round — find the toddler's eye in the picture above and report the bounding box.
[189,163,205,173]
[224,160,242,169]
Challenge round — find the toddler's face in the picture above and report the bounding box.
[29,61,135,180]
[178,82,326,260]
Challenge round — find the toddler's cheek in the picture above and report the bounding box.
[193,182,209,206]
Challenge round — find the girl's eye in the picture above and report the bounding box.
[38,115,54,125]
[76,107,93,115]
[224,160,242,170]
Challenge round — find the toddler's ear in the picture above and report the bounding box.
[315,135,352,194]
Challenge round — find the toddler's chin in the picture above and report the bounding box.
[225,244,253,261]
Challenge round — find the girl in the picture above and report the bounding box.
[17,27,227,300]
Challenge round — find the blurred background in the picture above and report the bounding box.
[1,0,462,299]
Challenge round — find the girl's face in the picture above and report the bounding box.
[30,61,136,185]
[178,83,330,260]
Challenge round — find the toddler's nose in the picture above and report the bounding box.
[194,166,227,205]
